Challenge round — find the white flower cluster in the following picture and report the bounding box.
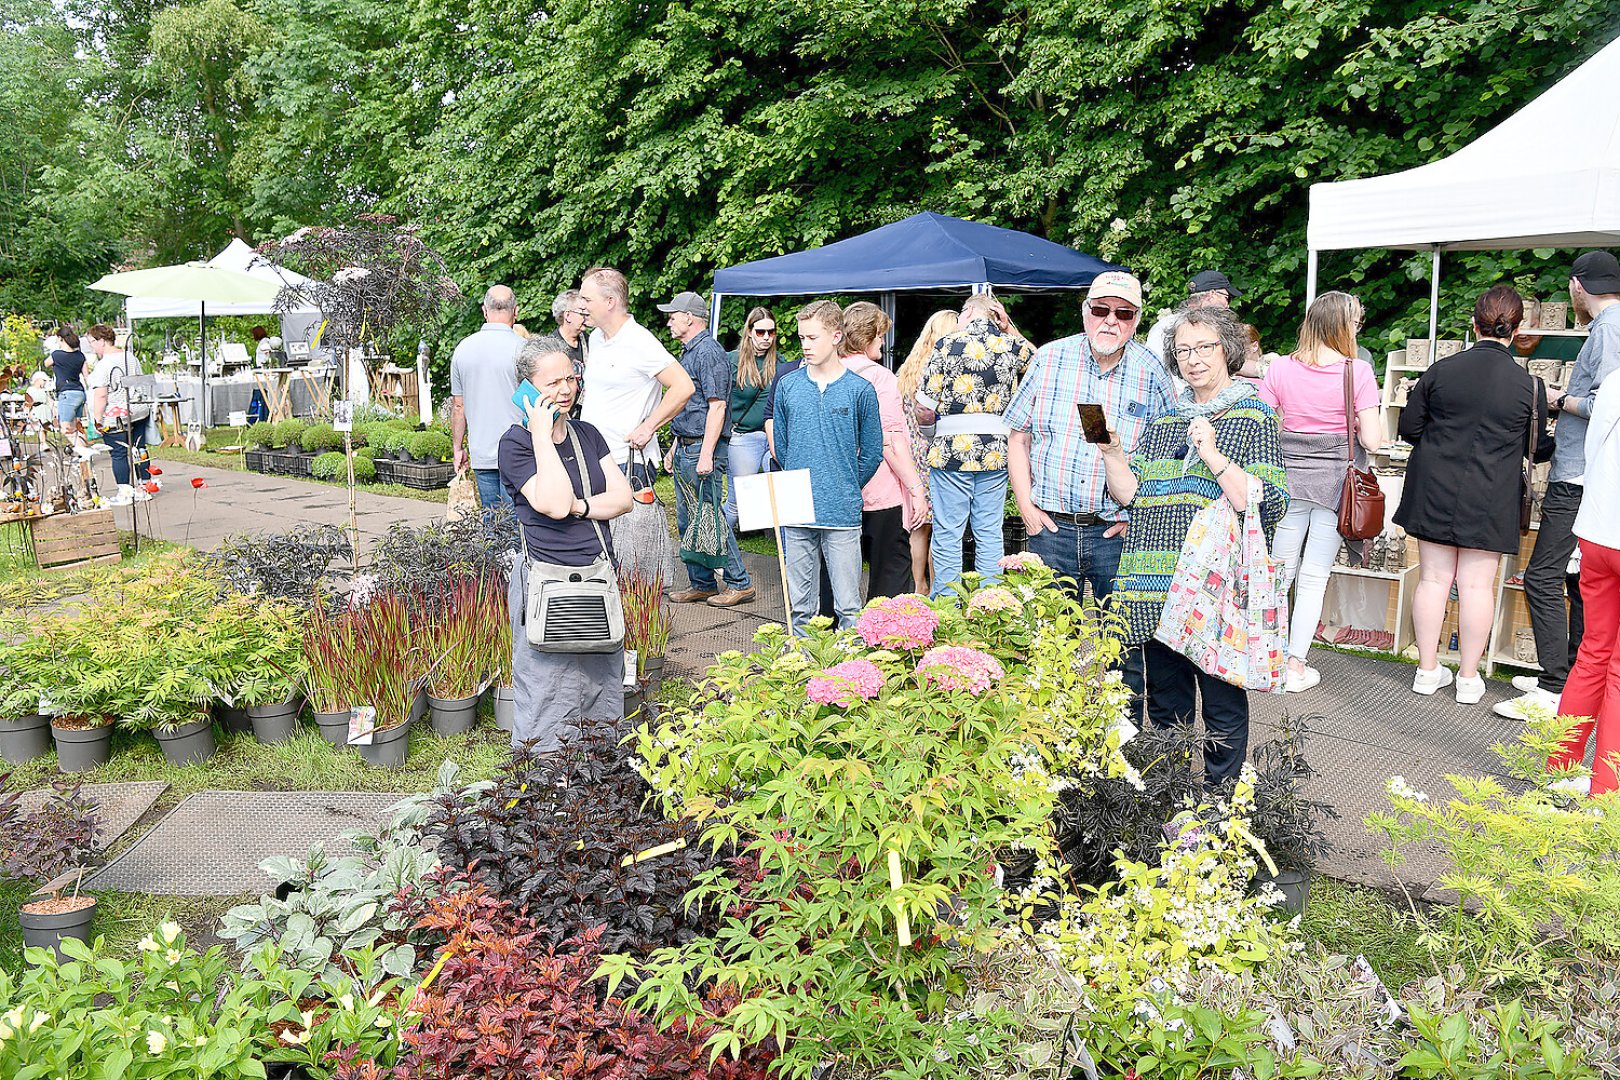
[1387,775,1429,803]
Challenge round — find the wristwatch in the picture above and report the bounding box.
[1554,392,1569,413]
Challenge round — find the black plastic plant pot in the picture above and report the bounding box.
[409,687,428,723]
[489,686,515,732]
[20,896,97,960]
[356,719,412,768]
[1256,867,1312,915]
[212,702,252,736]
[623,687,642,721]
[247,696,302,744]
[153,717,216,766]
[312,709,351,747]
[51,721,112,774]
[0,713,52,765]
[427,693,478,736]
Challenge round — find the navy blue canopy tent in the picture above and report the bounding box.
[708,212,1123,337]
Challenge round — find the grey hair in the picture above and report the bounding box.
[1185,290,1226,310]
[483,285,516,314]
[516,335,573,383]
[960,293,996,320]
[1161,306,1248,377]
[551,289,581,323]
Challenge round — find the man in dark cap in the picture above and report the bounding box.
[1144,270,1245,363]
[1498,251,1620,720]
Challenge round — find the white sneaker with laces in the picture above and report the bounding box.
[1454,674,1486,705]
[1285,666,1322,693]
[1511,675,1542,694]
[1548,775,1591,797]
[1492,686,1560,721]
[1412,666,1454,695]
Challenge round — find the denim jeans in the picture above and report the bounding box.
[929,468,1008,598]
[1143,639,1250,787]
[1027,516,1146,714]
[57,389,86,425]
[1271,500,1340,662]
[102,422,150,486]
[724,429,771,528]
[782,526,863,635]
[474,468,513,509]
[672,441,751,592]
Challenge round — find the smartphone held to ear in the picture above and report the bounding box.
[1076,403,1110,443]
[512,380,544,413]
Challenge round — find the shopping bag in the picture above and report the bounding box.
[447,469,480,521]
[1153,476,1288,693]
[676,470,729,570]
[610,449,679,586]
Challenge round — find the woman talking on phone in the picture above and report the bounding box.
[499,338,634,750]
[1099,306,1288,786]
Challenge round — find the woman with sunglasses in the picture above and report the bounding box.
[724,307,783,528]
[1099,305,1288,787]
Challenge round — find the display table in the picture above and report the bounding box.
[177,369,337,426]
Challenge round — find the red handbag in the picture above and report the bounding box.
[1335,361,1384,540]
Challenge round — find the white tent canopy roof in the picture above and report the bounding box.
[1308,35,1620,252]
[124,238,320,317]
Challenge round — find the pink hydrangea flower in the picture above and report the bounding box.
[917,646,1004,696]
[806,659,885,708]
[856,594,940,650]
[967,587,1021,615]
[998,551,1046,572]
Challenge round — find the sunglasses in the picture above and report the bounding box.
[752,326,777,335]
[1088,303,1139,322]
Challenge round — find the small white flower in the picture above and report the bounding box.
[28,1012,47,1033]
[146,1031,168,1054]
[137,935,160,953]
[2,1008,22,1029]
[164,949,182,965]
[159,921,182,945]
[374,1015,391,1028]
[338,993,355,1012]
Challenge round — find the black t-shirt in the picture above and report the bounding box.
[499,420,616,566]
[51,350,87,393]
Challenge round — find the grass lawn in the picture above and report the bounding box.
[1297,875,1432,990]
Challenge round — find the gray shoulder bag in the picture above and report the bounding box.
[518,423,624,653]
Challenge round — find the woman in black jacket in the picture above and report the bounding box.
[1394,285,1553,705]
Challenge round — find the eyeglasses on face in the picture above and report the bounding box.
[1171,341,1223,361]
[751,326,777,336]
[1088,303,1139,322]
[569,309,589,318]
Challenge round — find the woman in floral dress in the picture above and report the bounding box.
[897,310,959,595]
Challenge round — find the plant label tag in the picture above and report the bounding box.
[736,470,815,532]
[347,705,377,745]
[0,439,10,457]
[332,400,354,432]
[624,650,638,688]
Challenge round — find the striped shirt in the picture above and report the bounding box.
[1112,395,1290,644]
[1002,336,1175,521]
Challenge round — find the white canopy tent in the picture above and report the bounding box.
[1306,34,1620,336]
[124,239,319,319]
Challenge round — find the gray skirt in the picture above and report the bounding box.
[508,554,624,751]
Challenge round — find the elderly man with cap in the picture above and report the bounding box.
[1144,270,1244,365]
[1498,250,1620,721]
[660,290,755,607]
[1004,270,1176,712]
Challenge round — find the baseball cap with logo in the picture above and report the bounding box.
[1571,251,1620,294]
[1188,270,1244,299]
[1086,271,1143,310]
[656,291,710,320]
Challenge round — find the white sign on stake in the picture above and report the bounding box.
[735,470,815,532]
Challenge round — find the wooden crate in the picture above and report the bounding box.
[29,510,121,569]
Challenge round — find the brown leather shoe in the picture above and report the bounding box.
[669,587,719,603]
[706,587,756,608]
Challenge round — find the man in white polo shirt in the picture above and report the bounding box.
[451,285,524,508]
[577,266,695,483]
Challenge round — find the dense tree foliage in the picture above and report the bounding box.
[4,0,1618,350]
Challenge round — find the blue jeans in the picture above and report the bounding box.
[1027,517,1146,716]
[474,468,513,509]
[672,441,751,592]
[1144,639,1249,787]
[782,526,863,635]
[929,468,1008,598]
[57,390,86,425]
[103,422,150,486]
[724,429,771,528]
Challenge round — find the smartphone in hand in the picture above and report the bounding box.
[1077,403,1110,444]
[512,380,543,414]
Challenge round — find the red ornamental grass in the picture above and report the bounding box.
[428,575,502,699]
[345,590,417,730]
[303,599,358,714]
[618,569,670,659]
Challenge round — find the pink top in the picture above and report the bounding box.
[1258,354,1379,435]
[844,356,912,511]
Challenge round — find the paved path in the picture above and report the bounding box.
[100,459,443,553]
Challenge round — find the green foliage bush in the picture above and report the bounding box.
[299,424,344,453]
[242,421,275,449]
[354,444,377,460]
[372,428,412,456]
[270,418,307,450]
[406,429,451,463]
[311,452,346,480]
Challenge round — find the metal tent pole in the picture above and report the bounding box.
[1305,251,1319,308]
[1428,248,1442,350]
[879,291,897,368]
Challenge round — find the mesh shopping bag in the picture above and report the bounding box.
[1153,475,1288,693]
[675,470,729,571]
[609,449,680,587]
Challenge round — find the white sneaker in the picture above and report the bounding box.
[1548,775,1591,797]
[106,485,135,507]
[1454,674,1486,705]
[1492,687,1560,721]
[1285,666,1322,693]
[1412,666,1454,695]
[1511,675,1542,694]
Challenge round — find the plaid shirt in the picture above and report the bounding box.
[1002,335,1175,521]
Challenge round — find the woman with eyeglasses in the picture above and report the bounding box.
[723,307,783,529]
[1257,292,1381,693]
[1098,305,1288,786]
[499,337,634,750]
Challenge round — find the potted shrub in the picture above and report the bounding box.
[1,774,101,957]
[424,577,494,736]
[489,587,515,732]
[0,639,51,765]
[1244,723,1336,914]
[232,602,309,743]
[299,422,344,455]
[304,601,356,746]
[346,590,417,767]
[115,624,219,766]
[406,429,451,464]
[619,569,670,697]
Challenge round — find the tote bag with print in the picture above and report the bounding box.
[1153,475,1288,693]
